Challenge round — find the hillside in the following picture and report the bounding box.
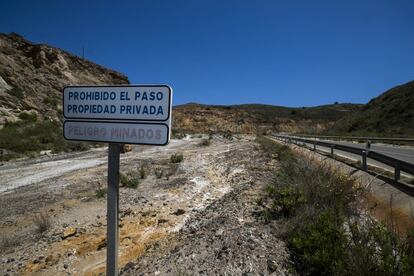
[327,80,414,137]
[172,103,362,134]
[0,32,129,126]
[0,32,129,159]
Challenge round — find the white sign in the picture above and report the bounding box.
[63,85,172,121]
[64,121,169,145]
[63,85,172,145]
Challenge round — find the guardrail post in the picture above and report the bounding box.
[313,142,316,151]
[362,150,367,171]
[330,145,334,158]
[395,161,400,182]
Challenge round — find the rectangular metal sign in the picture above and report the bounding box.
[62,85,172,146]
[63,85,172,121]
[64,120,170,145]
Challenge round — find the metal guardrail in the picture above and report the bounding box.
[283,134,414,143]
[272,134,414,182]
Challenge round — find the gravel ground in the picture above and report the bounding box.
[0,135,291,275]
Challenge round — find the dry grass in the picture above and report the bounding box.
[33,212,51,235]
[256,136,414,275]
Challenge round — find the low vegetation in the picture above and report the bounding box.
[0,235,21,251]
[154,168,164,179]
[33,212,51,236]
[0,116,94,161]
[120,172,139,188]
[256,136,414,275]
[6,87,24,99]
[199,138,211,146]
[170,153,184,163]
[95,187,106,198]
[172,130,186,139]
[139,165,147,179]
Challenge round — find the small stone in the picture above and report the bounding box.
[172,209,186,216]
[63,263,68,269]
[123,262,135,271]
[62,226,77,239]
[7,257,15,263]
[267,259,278,273]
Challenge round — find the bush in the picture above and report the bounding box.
[223,131,233,140]
[170,153,183,163]
[154,168,164,179]
[120,173,139,188]
[18,111,37,122]
[199,139,211,147]
[267,185,305,218]
[0,118,93,160]
[261,139,414,275]
[96,187,106,198]
[43,96,60,107]
[33,212,51,235]
[7,87,24,99]
[139,165,147,179]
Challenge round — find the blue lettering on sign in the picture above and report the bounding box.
[135,91,163,101]
[119,105,164,115]
[120,91,131,101]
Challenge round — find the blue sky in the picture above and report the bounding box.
[1,0,413,107]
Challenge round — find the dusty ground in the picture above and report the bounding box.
[0,135,290,275]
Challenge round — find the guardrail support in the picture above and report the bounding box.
[362,150,367,171]
[330,145,334,158]
[313,142,316,151]
[395,162,401,182]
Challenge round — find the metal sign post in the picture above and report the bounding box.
[107,143,120,276]
[62,85,172,275]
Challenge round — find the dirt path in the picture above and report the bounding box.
[1,135,290,275]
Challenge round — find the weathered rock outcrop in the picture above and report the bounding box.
[0,32,129,126]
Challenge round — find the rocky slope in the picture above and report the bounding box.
[327,80,414,137]
[173,103,361,134]
[0,32,129,126]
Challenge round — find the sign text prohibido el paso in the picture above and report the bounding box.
[63,85,172,145]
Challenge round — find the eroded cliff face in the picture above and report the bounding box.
[172,103,352,134]
[0,32,129,126]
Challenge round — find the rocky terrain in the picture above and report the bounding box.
[173,103,361,135]
[0,135,290,275]
[0,32,129,126]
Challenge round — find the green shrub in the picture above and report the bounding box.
[43,96,60,107]
[0,118,93,160]
[18,112,37,122]
[261,138,414,275]
[289,211,348,275]
[120,173,139,188]
[7,87,24,99]
[267,185,305,218]
[170,153,183,163]
[96,187,106,198]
